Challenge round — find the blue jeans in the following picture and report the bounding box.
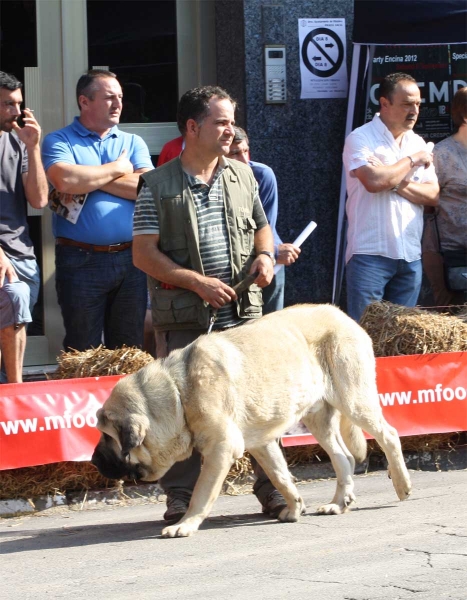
[346,254,422,322]
[262,266,285,314]
[55,245,147,351]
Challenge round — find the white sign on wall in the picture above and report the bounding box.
[298,18,348,99]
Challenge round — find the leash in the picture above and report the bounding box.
[207,271,259,334]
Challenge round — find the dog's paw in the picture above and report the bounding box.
[316,503,345,515]
[161,522,198,538]
[277,497,306,523]
[388,468,412,501]
[317,493,355,515]
[277,507,300,522]
[394,478,412,501]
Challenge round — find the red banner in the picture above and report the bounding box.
[282,351,467,446]
[0,376,123,470]
[0,353,466,469]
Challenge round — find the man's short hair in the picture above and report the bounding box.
[451,86,467,128]
[177,86,236,135]
[0,71,22,91]
[76,69,117,110]
[379,72,417,104]
[233,126,249,146]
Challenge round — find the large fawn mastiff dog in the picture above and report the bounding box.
[92,304,412,538]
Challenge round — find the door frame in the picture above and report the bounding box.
[26,0,216,366]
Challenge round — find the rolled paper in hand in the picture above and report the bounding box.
[274,220,317,275]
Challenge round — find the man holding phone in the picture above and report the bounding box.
[0,71,48,382]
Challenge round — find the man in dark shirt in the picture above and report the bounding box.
[0,71,48,382]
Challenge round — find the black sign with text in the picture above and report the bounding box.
[366,45,467,142]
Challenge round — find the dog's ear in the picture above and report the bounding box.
[96,409,149,456]
[96,408,123,432]
[96,407,110,431]
[118,414,150,456]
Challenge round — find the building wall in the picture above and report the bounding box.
[216,0,354,307]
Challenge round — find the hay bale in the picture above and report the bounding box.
[0,433,462,500]
[0,461,114,500]
[457,306,467,323]
[49,345,153,379]
[360,301,467,357]
[1,346,154,501]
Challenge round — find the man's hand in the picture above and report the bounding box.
[134,234,237,307]
[0,249,18,287]
[114,149,134,176]
[366,149,433,170]
[11,108,41,148]
[277,243,300,266]
[355,148,435,194]
[409,149,434,169]
[47,149,135,195]
[250,254,274,288]
[193,276,237,309]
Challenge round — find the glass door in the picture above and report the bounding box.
[22,0,216,367]
[87,0,216,156]
[87,0,178,155]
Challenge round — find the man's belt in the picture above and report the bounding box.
[56,237,132,253]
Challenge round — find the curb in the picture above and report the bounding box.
[1,448,465,518]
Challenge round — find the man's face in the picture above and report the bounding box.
[79,77,123,130]
[195,97,235,157]
[380,81,421,133]
[227,140,250,165]
[0,87,22,132]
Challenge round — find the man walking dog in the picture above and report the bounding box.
[133,86,288,522]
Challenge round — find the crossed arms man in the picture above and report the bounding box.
[46,149,147,201]
[354,149,438,206]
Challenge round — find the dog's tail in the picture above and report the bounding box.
[340,416,367,463]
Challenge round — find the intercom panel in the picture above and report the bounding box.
[265,45,286,104]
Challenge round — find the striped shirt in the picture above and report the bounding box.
[134,162,265,329]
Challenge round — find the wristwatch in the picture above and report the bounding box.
[407,155,415,168]
[258,250,276,266]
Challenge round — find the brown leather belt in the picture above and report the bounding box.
[56,237,132,253]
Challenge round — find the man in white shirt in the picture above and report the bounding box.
[343,72,439,322]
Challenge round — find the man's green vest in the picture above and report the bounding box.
[140,157,263,331]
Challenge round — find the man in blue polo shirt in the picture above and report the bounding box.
[42,69,153,351]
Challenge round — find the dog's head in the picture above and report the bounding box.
[91,402,152,481]
[91,363,193,482]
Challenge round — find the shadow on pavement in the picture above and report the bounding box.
[0,503,401,554]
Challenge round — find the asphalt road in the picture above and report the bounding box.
[1,469,466,600]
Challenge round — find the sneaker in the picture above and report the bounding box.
[163,496,190,522]
[261,490,288,518]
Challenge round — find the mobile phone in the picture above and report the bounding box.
[17,111,27,128]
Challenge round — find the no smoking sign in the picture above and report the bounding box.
[301,27,344,78]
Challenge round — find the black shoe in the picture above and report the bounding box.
[163,496,189,522]
[261,490,287,518]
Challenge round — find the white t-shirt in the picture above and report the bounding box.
[343,114,437,264]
